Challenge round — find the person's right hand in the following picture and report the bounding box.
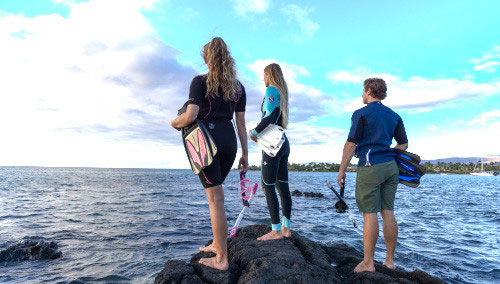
[248,130,258,142]
[337,170,346,188]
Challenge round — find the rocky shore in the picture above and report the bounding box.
[155,225,445,284]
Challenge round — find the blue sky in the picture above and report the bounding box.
[1,0,499,168]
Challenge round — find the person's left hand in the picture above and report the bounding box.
[238,155,248,171]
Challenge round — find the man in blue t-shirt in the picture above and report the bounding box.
[337,78,408,273]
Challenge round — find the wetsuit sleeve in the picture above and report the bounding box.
[253,87,280,135]
[347,111,364,144]
[234,83,246,112]
[394,118,408,144]
[188,76,203,106]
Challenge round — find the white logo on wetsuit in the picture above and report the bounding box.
[268,96,274,103]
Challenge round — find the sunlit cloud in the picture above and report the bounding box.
[281,4,319,43]
[327,68,500,112]
[233,0,270,16]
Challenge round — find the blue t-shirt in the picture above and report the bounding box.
[348,101,408,167]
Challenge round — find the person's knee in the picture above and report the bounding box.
[380,209,395,220]
[206,186,224,203]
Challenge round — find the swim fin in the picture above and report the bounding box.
[181,119,217,175]
[393,149,426,188]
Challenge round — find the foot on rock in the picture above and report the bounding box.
[198,256,229,271]
[199,243,216,253]
[282,227,291,238]
[383,261,396,270]
[354,261,376,273]
[257,230,283,241]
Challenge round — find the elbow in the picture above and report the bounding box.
[185,114,197,125]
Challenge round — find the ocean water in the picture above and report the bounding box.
[0,167,499,284]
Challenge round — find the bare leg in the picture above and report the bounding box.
[354,213,378,273]
[381,209,398,269]
[198,185,229,270]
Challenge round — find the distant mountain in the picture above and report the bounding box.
[422,155,500,164]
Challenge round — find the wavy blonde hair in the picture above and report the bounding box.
[202,37,239,101]
[264,63,289,128]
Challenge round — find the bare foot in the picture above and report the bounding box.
[282,227,291,238]
[199,243,216,254]
[383,261,395,269]
[354,260,376,273]
[257,230,283,241]
[198,256,229,271]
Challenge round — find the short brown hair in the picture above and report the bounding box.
[364,78,387,100]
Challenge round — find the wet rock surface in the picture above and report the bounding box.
[0,240,62,262]
[155,225,444,284]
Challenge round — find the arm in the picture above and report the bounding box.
[171,104,199,129]
[337,141,357,187]
[338,111,362,187]
[250,87,280,139]
[235,111,248,171]
[394,118,408,151]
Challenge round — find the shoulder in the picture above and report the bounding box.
[352,106,368,118]
[381,104,401,120]
[191,74,206,85]
[266,86,280,96]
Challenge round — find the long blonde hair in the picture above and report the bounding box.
[202,37,239,101]
[264,63,289,128]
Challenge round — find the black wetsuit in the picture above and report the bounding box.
[188,74,246,188]
[251,86,291,230]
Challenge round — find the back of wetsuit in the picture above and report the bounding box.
[187,74,246,187]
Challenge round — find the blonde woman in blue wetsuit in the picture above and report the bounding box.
[249,63,291,241]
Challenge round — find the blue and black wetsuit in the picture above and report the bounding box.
[188,74,246,188]
[348,101,408,166]
[251,86,291,231]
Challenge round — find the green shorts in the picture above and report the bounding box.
[355,160,399,213]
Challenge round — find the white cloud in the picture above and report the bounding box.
[427,125,439,131]
[233,0,270,16]
[466,109,500,126]
[327,68,500,112]
[473,61,500,73]
[471,45,500,73]
[0,0,196,168]
[412,120,500,160]
[281,4,319,43]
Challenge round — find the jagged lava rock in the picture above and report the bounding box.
[0,240,62,262]
[155,225,444,284]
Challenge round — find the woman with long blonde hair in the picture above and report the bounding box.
[249,63,292,241]
[171,37,248,270]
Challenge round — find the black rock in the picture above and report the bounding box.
[155,225,445,284]
[291,189,302,197]
[303,192,324,198]
[0,240,62,262]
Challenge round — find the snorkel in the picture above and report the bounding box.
[326,181,358,229]
[230,171,258,238]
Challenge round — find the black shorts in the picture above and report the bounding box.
[198,119,237,188]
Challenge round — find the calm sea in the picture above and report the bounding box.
[0,167,498,283]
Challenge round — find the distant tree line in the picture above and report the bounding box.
[246,161,500,174]
[247,162,356,172]
[421,162,500,174]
